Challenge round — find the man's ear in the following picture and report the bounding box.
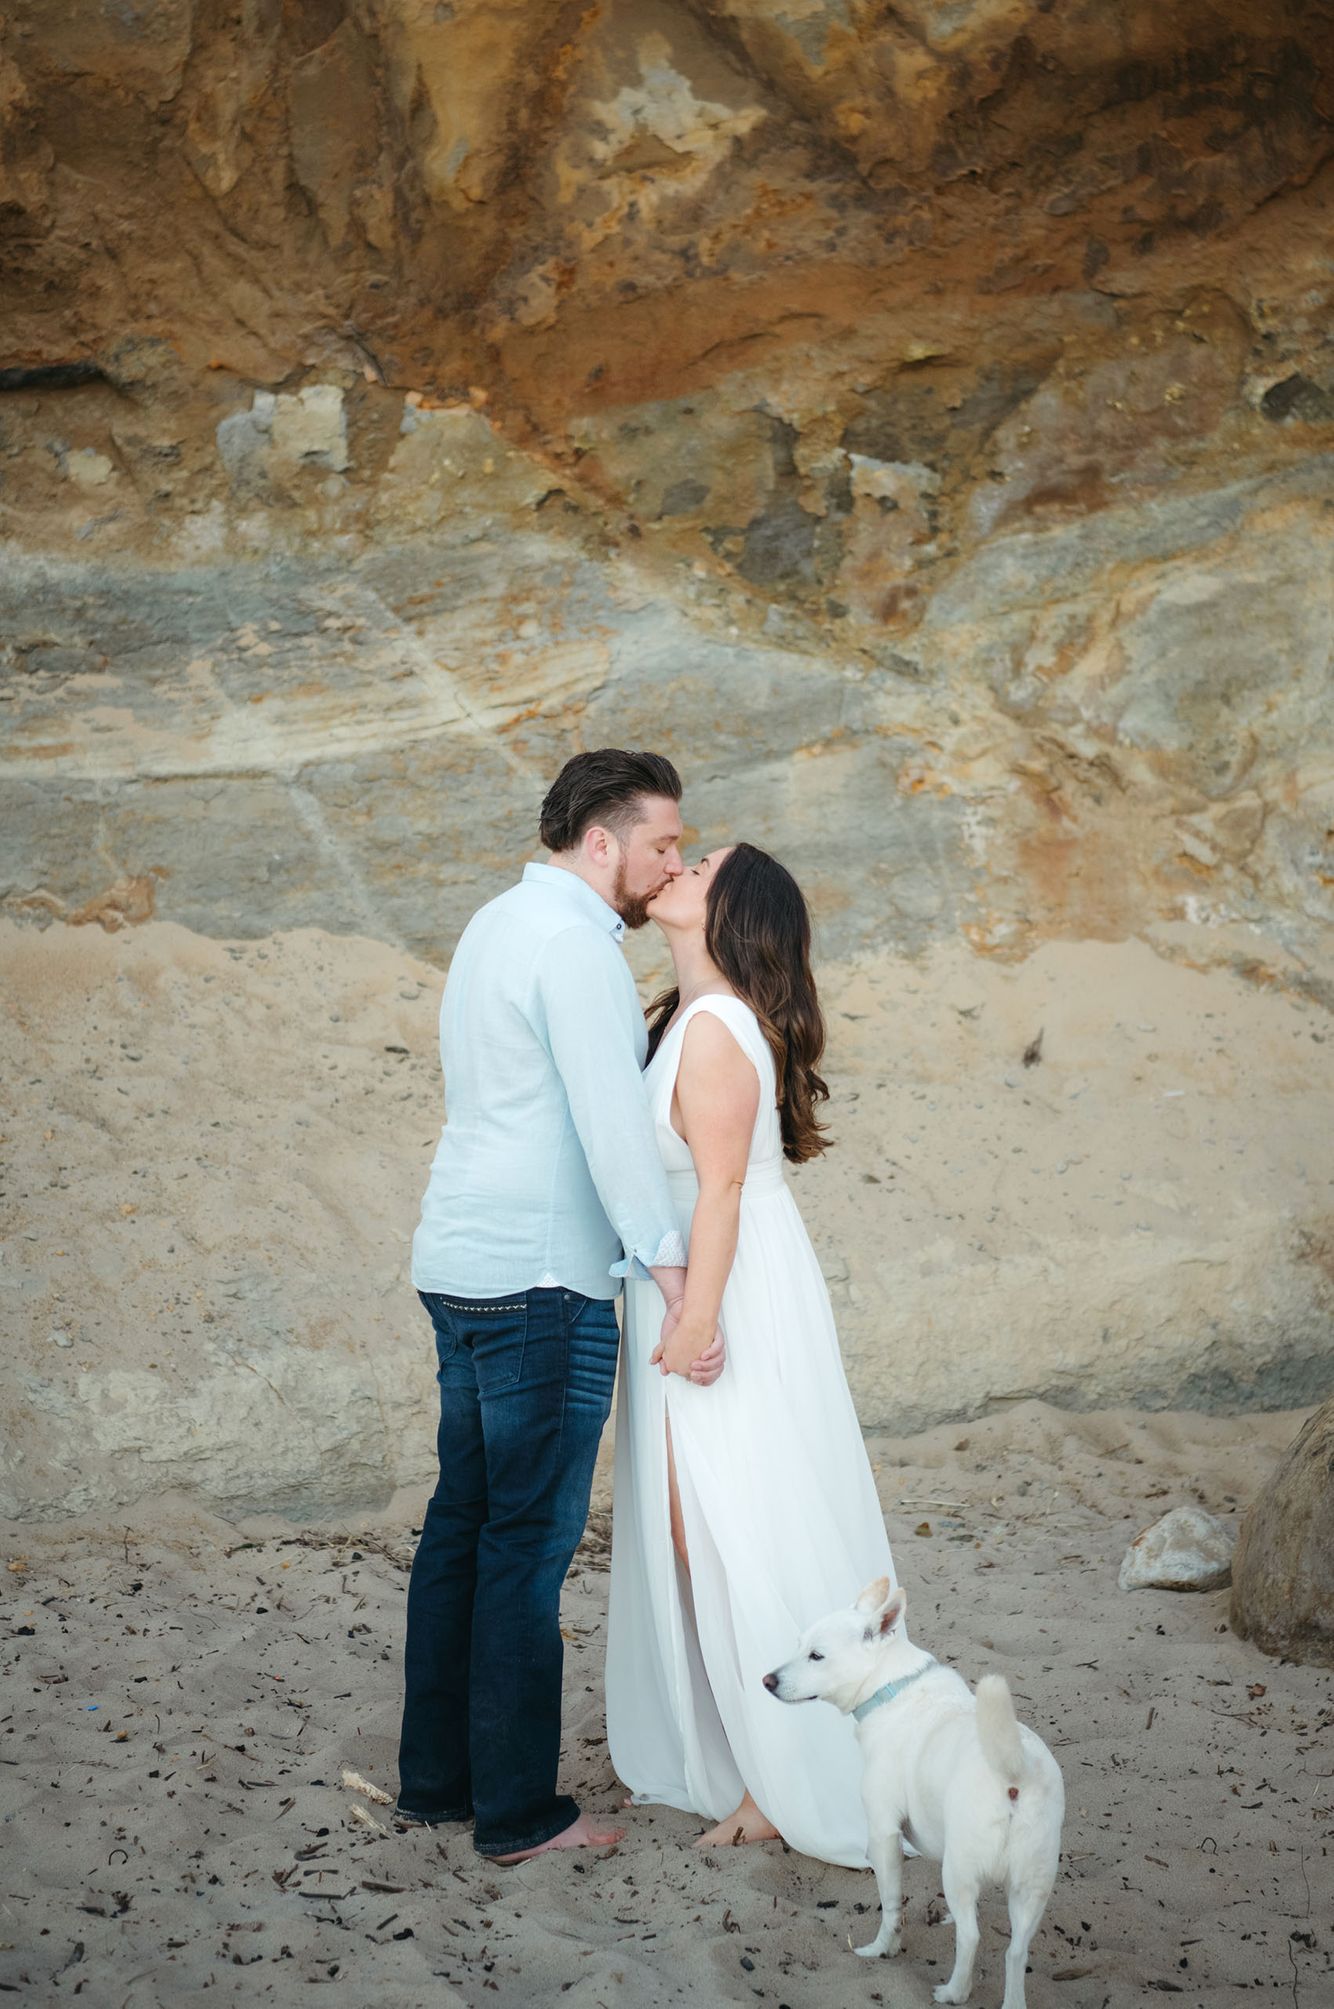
[582,823,614,868]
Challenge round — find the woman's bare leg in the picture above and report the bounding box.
[666,1415,690,1574]
[666,1418,780,1849]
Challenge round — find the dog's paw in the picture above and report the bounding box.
[854,1934,900,1961]
[931,1985,969,2004]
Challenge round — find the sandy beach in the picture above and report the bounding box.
[3,1399,1331,2008]
[3,914,1332,2004]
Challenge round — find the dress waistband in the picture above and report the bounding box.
[666,1161,786,1198]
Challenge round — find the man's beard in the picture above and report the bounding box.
[612,856,659,931]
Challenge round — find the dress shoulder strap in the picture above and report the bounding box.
[672,994,772,1080]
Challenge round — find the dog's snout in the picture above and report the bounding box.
[762,1670,779,1693]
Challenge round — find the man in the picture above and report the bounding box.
[397,749,723,1862]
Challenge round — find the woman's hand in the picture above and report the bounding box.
[652,1301,725,1383]
[689,1325,726,1386]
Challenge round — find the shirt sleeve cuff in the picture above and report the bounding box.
[609,1230,688,1281]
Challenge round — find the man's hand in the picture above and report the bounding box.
[650,1297,684,1375]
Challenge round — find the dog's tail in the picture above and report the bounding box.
[975,1674,1024,1794]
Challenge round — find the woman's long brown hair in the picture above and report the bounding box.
[645,842,831,1163]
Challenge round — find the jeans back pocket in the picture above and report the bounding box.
[422,1291,529,1393]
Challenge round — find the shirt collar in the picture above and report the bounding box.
[522,861,626,942]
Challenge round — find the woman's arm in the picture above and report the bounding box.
[653,1011,759,1377]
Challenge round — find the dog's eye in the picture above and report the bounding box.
[808,1651,824,1662]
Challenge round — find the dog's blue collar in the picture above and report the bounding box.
[852,1658,937,1722]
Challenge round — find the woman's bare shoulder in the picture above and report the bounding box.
[678,999,763,1078]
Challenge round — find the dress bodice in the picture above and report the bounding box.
[643,995,784,1191]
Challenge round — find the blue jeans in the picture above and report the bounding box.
[396,1285,620,1856]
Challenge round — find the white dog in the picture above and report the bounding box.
[765,1577,1064,2009]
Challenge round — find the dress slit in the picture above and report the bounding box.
[666,1392,743,1820]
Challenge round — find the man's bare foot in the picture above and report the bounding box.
[487,1811,626,1865]
[694,1792,780,1849]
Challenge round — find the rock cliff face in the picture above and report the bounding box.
[1,3,1332,1517]
[3,0,1332,962]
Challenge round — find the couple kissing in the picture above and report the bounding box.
[396,748,894,1868]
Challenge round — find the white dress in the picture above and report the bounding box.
[606,995,896,1868]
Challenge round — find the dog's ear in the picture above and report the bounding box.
[876,1586,907,1637]
[854,1575,891,1616]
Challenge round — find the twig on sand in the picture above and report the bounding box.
[348,1801,390,1837]
[342,1767,393,1805]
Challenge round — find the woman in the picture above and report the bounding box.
[606,842,896,1866]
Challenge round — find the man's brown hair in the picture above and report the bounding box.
[539,749,682,853]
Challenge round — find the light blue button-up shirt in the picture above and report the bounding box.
[411,862,687,1302]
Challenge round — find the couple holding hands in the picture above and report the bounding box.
[396,748,894,1868]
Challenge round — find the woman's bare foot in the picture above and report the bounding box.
[488,1810,626,1865]
[694,1792,780,1849]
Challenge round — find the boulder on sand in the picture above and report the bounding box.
[1230,1398,1334,1667]
[1118,1506,1237,1591]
